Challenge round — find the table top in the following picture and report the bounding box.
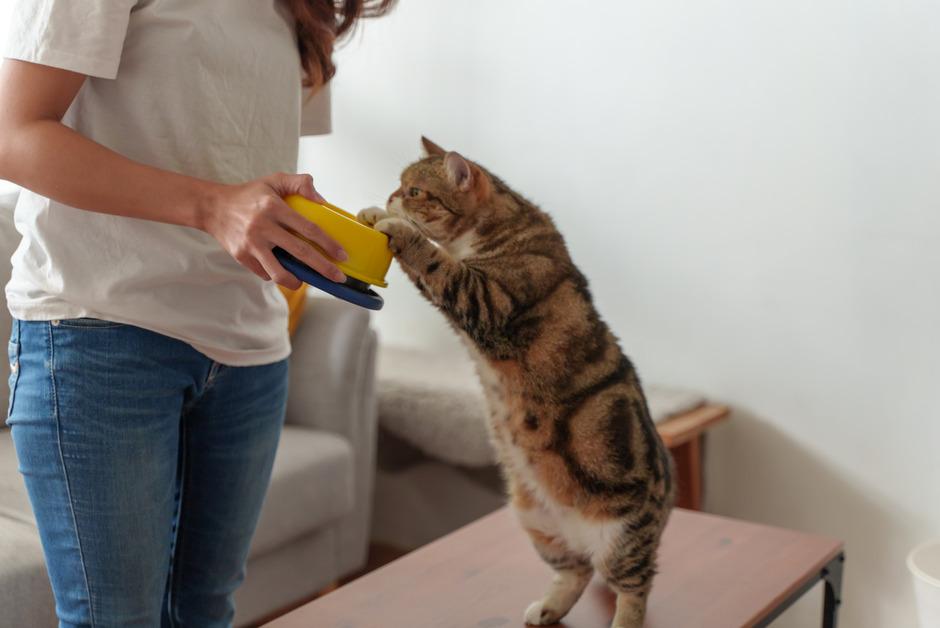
[266,507,842,628]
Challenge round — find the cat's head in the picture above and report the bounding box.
[386,137,510,258]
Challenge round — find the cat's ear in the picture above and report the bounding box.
[444,152,473,192]
[421,136,447,157]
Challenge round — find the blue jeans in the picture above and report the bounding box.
[6,318,288,628]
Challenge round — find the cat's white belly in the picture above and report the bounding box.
[461,337,622,562]
[507,444,622,561]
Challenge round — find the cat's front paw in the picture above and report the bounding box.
[524,599,564,626]
[357,206,388,227]
[375,217,420,255]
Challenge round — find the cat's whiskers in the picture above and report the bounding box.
[386,195,441,240]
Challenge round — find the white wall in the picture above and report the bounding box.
[300,1,940,626]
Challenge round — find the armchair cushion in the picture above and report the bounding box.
[0,430,35,526]
[0,518,56,628]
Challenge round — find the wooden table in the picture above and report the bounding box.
[657,404,730,511]
[266,507,844,628]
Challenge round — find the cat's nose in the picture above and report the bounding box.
[387,189,403,207]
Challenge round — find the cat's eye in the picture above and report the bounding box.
[408,187,423,198]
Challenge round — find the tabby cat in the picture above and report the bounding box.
[358,138,674,628]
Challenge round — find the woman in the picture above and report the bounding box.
[0,0,393,626]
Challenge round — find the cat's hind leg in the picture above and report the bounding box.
[609,592,649,628]
[523,559,593,626]
[595,532,659,628]
[513,487,593,626]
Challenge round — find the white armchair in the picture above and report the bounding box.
[236,297,378,625]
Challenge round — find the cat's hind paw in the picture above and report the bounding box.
[524,599,565,626]
[357,206,388,227]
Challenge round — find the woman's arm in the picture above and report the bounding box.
[0,59,346,289]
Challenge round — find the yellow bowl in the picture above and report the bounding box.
[284,194,391,288]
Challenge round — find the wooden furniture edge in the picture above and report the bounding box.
[749,544,846,627]
[657,403,731,448]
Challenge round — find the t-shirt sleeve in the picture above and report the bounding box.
[3,0,137,79]
[300,82,332,137]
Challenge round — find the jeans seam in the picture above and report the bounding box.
[180,363,223,417]
[48,321,98,628]
[166,423,188,627]
[55,321,124,329]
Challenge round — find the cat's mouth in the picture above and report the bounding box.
[386,197,428,234]
[386,195,405,218]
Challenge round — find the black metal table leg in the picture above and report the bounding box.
[753,551,846,628]
[821,553,845,628]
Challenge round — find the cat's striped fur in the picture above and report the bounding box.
[359,138,674,628]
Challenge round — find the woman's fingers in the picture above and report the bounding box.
[257,182,346,261]
[299,174,327,203]
[244,256,272,282]
[277,205,347,262]
[267,172,326,203]
[255,247,303,290]
[268,229,346,283]
[205,174,347,288]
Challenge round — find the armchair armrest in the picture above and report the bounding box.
[286,296,376,435]
[285,295,378,572]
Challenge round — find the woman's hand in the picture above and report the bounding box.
[0,60,344,292]
[201,172,347,290]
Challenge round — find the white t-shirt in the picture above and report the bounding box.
[3,0,332,366]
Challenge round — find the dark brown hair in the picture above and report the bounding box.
[285,0,396,88]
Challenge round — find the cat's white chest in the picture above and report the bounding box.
[445,231,478,260]
[460,337,511,424]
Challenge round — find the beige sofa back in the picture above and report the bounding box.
[0,188,21,422]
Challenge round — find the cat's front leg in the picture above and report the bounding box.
[357,206,389,227]
[374,217,465,312]
[375,218,508,339]
[374,216,442,293]
[374,217,427,259]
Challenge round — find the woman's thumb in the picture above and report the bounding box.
[270,172,326,203]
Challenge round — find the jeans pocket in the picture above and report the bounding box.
[56,317,126,329]
[7,328,20,421]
